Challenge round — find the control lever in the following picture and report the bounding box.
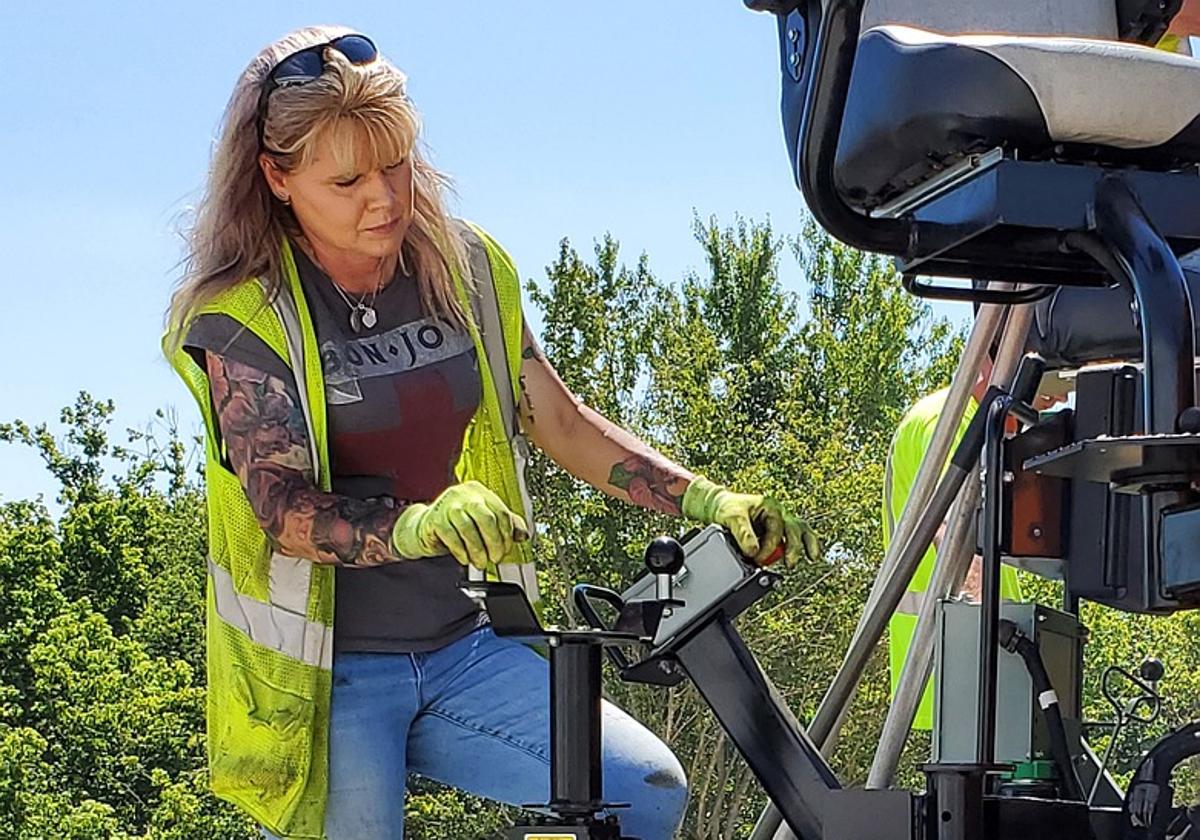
[575,536,689,674]
[1087,658,1165,804]
[644,536,687,609]
[750,512,787,567]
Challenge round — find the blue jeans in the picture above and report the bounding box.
[267,624,687,839]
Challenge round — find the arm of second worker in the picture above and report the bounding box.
[515,327,696,515]
[206,351,405,566]
[1170,0,1200,36]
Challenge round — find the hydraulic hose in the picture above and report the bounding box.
[997,619,1086,802]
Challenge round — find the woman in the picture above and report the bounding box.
[165,25,819,840]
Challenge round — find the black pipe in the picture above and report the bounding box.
[549,639,603,813]
[997,619,1086,802]
[790,0,910,255]
[1067,179,1195,435]
[976,395,1010,765]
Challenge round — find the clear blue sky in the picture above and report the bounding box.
[1,2,967,506]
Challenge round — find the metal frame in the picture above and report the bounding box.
[740,2,1200,837]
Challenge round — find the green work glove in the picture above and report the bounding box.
[681,477,821,565]
[391,480,529,569]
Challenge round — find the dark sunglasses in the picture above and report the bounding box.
[256,34,379,148]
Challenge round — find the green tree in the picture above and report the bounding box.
[0,397,255,839]
[524,214,959,837]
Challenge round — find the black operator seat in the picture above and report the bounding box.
[835,0,1200,212]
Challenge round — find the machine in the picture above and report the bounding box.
[469,0,1200,837]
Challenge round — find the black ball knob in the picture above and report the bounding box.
[1140,658,1165,683]
[644,536,685,576]
[1179,407,1200,434]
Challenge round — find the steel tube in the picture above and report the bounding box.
[808,306,1006,748]
[756,304,1009,840]
[814,459,971,743]
[860,303,1007,619]
[865,479,979,787]
[865,305,1032,787]
[549,639,603,809]
[762,466,970,839]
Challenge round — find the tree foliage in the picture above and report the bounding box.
[0,400,252,839]
[526,215,959,836]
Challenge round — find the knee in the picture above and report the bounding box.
[617,752,689,835]
[643,756,688,818]
[600,705,689,836]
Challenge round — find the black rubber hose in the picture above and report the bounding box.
[998,619,1087,802]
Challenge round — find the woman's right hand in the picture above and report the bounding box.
[391,481,528,569]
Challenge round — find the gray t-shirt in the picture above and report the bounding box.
[186,244,484,653]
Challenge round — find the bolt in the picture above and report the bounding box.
[759,575,772,588]
[658,660,676,674]
[789,52,800,68]
[1032,527,1043,538]
[788,28,799,43]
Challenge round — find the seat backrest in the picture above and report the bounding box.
[862,0,1118,37]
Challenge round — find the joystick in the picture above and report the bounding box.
[1140,657,1165,684]
[644,536,686,604]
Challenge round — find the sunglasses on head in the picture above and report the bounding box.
[256,34,379,149]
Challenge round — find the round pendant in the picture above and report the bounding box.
[361,306,377,329]
[349,308,362,333]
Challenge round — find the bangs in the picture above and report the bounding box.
[308,108,415,176]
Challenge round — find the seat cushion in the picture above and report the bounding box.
[1029,253,1200,369]
[835,25,1200,209]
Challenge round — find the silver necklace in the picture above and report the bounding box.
[330,280,381,333]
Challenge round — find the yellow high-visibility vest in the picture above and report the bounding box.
[166,223,533,838]
[882,388,1021,731]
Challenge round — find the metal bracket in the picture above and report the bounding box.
[872,148,1004,220]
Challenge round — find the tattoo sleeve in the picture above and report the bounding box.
[206,351,404,567]
[608,454,687,516]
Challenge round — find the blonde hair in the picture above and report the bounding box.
[167,25,468,350]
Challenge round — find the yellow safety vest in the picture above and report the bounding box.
[882,388,1021,731]
[166,223,533,838]
[1157,33,1192,56]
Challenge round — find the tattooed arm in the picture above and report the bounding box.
[517,326,695,514]
[206,351,403,566]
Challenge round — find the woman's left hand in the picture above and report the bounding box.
[681,477,821,565]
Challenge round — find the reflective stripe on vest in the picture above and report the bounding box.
[894,590,924,616]
[461,222,539,600]
[208,556,333,670]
